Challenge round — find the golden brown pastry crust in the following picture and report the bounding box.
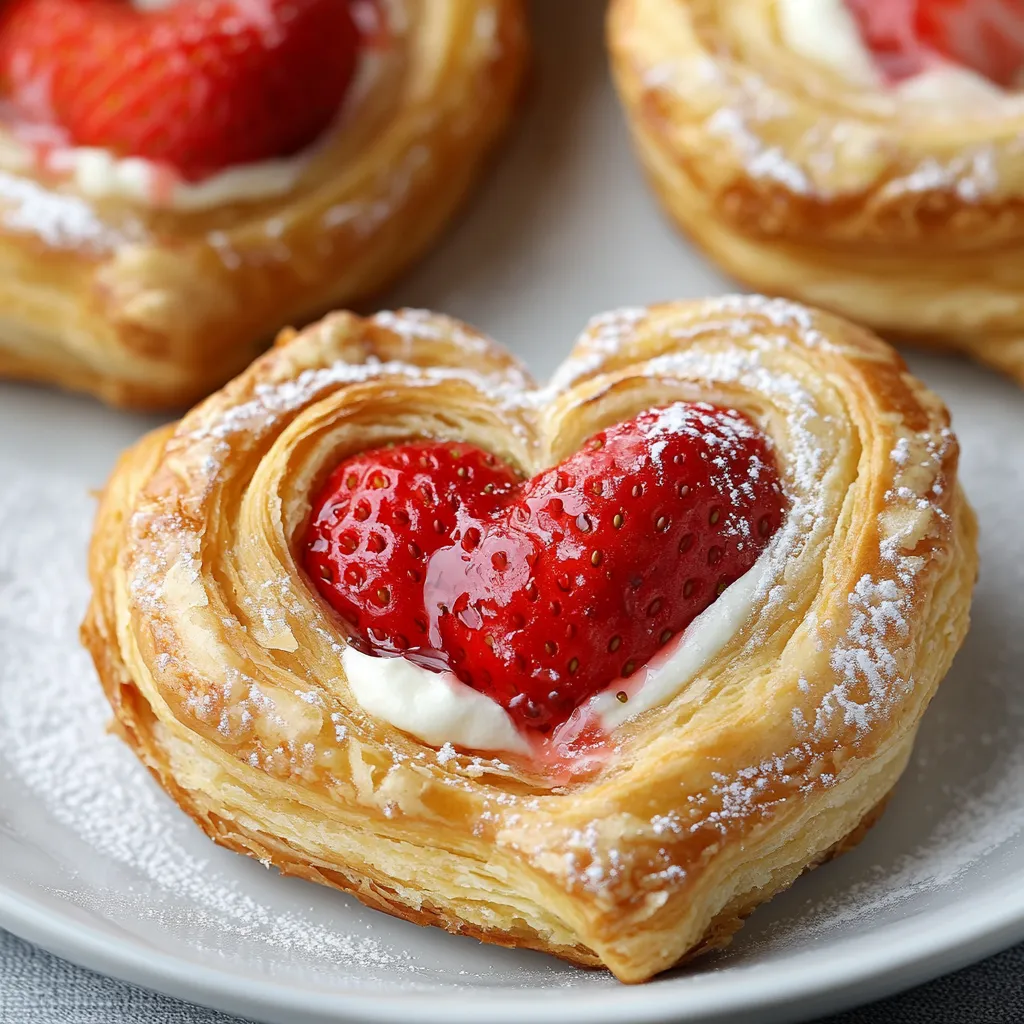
[82,296,977,982]
[608,0,1024,386]
[0,0,527,409]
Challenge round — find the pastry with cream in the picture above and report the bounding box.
[609,0,1024,386]
[0,0,526,407]
[82,296,977,981]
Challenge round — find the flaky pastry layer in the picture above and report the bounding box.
[609,0,1024,386]
[0,0,526,408]
[82,296,977,982]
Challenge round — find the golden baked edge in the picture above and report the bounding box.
[81,299,979,982]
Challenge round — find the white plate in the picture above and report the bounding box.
[2,4,1024,1023]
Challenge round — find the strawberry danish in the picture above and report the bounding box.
[82,296,977,982]
[610,0,1024,386]
[0,0,526,407]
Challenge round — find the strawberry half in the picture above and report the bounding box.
[917,0,1024,86]
[0,0,361,182]
[846,0,1024,86]
[304,404,786,737]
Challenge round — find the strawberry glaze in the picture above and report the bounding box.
[304,403,786,739]
[0,0,364,188]
[845,0,1024,87]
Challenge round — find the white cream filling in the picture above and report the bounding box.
[45,146,314,211]
[776,0,881,86]
[582,545,774,730]
[895,66,1009,104]
[341,546,774,756]
[342,646,532,755]
[776,0,1010,102]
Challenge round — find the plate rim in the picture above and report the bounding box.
[2,874,1024,1024]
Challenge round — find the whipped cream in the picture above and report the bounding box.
[581,545,774,731]
[776,0,880,86]
[44,146,314,212]
[776,0,1010,103]
[342,645,531,755]
[341,545,775,757]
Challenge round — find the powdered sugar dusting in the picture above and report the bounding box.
[641,400,774,535]
[531,299,959,901]
[186,327,536,476]
[704,105,813,196]
[202,359,532,442]
[170,300,950,811]
[0,314,1013,994]
[0,475,604,989]
[0,480,409,975]
[819,575,911,734]
[734,396,1024,951]
[638,15,1012,207]
[372,309,508,358]
[546,307,647,392]
[0,170,137,250]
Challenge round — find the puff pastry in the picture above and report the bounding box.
[82,296,977,982]
[0,0,526,409]
[609,0,1024,386]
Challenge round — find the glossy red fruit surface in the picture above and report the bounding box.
[846,0,1024,86]
[0,0,360,181]
[304,403,786,735]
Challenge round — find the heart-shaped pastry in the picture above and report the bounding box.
[82,296,977,981]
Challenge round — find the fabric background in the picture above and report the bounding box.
[2,928,1022,1024]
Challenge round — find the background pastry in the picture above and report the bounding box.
[609,0,1024,386]
[0,0,527,408]
[82,297,977,983]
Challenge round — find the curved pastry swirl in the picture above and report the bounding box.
[82,296,977,982]
[0,0,526,408]
[609,0,1024,386]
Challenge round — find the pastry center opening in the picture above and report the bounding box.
[844,0,1024,88]
[303,402,787,737]
[0,0,368,184]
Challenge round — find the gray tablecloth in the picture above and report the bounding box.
[1,928,1021,1024]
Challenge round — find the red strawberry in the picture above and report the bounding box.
[304,404,785,738]
[845,0,933,80]
[917,0,1024,86]
[0,0,360,182]
[846,0,1024,86]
